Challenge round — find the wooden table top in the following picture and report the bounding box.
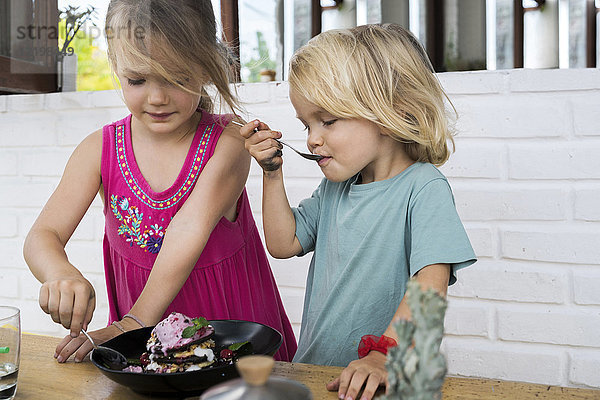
[15,334,600,399]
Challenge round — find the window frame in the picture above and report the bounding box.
[0,0,59,94]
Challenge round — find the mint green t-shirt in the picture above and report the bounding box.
[291,162,476,366]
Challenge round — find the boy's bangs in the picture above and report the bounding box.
[290,58,358,120]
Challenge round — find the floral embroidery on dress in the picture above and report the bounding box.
[110,194,165,253]
[115,122,213,210]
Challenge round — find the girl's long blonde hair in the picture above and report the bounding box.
[289,24,455,166]
[105,0,240,114]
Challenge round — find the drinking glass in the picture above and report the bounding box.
[0,307,20,400]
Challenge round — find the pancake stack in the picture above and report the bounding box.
[143,312,216,373]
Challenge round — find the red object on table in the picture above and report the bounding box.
[358,334,398,358]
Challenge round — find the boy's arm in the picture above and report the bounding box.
[383,263,451,337]
[330,263,451,400]
[239,120,302,259]
[261,169,303,258]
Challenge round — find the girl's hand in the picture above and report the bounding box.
[326,351,387,400]
[239,120,284,172]
[39,275,96,338]
[54,319,136,363]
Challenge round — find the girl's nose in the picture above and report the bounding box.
[147,82,168,105]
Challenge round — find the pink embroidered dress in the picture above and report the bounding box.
[101,112,297,361]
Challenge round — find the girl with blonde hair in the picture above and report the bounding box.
[24,0,296,364]
[241,24,475,399]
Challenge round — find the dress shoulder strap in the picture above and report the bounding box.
[100,115,131,198]
[197,112,235,160]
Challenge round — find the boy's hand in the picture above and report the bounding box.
[39,275,95,338]
[326,351,387,400]
[239,120,284,172]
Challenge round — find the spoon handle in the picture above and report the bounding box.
[80,328,98,349]
[230,120,255,131]
[231,120,322,161]
[275,139,311,158]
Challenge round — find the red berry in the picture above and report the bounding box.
[140,352,150,366]
[220,349,233,359]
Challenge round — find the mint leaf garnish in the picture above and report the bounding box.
[192,317,209,328]
[228,341,249,351]
[181,317,210,338]
[182,326,196,338]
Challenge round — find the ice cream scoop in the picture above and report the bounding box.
[148,312,214,355]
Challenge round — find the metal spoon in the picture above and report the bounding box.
[81,329,128,370]
[231,120,324,161]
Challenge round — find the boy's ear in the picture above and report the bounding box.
[379,125,394,137]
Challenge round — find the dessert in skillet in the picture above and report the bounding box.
[145,312,216,373]
[123,312,251,373]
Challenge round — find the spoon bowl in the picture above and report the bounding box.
[275,139,324,161]
[81,329,128,370]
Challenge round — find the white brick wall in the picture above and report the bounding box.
[1,69,599,389]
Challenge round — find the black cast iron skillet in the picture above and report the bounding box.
[90,319,283,396]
